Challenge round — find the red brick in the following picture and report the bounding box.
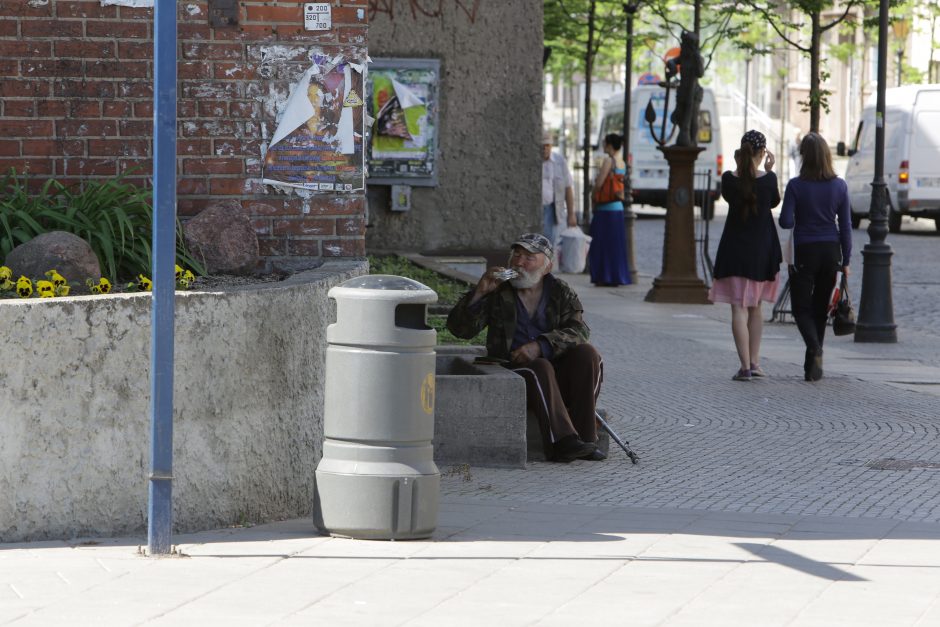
[69,101,103,117]
[22,20,83,38]
[180,81,240,99]
[178,100,197,117]
[57,2,117,19]
[244,5,302,23]
[212,25,275,41]
[210,177,252,195]
[178,177,209,195]
[0,120,53,137]
[336,216,365,236]
[286,239,321,256]
[61,158,118,177]
[332,7,368,23]
[338,27,367,45]
[56,120,116,138]
[179,61,211,80]
[119,120,152,136]
[280,26,336,43]
[0,0,51,17]
[118,6,153,20]
[0,158,52,175]
[0,140,20,156]
[177,198,211,218]
[54,80,115,99]
[183,119,236,140]
[117,82,153,98]
[214,62,258,80]
[103,101,132,117]
[86,60,150,79]
[250,218,271,236]
[228,101,258,118]
[134,101,153,118]
[4,100,35,117]
[0,59,15,75]
[182,158,242,175]
[307,196,365,216]
[0,19,15,37]
[37,101,68,117]
[244,199,294,217]
[0,40,52,57]
[197,100,229,117]
[179,139,211,155]
[258,238,287,257]
[321,238,365,256]
[22,139,67,158]
[117,159,153,175]
[273,217,335,237]
[212,139,262,157]
[21,59,84,77]
[89,139,149,157]
[181,43,244,61]
[55,40,116,59]
[85,20,149,39]
[119,41,153,60]
[178,23,211,40]
[59,139,85,156]
[177,1,208,21]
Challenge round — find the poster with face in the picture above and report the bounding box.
[262,53,366,191]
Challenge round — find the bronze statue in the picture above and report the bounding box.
[672,30,704,147]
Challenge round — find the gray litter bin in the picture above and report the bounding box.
[313,274,440,539]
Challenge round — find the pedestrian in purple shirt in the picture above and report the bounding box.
[779,133,853,381]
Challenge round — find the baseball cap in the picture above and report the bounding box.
[512,233,554,261]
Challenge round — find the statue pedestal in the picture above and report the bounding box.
[645,145,711,304]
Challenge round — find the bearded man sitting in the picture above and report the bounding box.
[446,233,606,463]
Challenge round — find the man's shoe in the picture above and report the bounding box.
[580,448,607,461]
[552,435,596,463]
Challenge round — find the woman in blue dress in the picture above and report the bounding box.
[588,133,631,286]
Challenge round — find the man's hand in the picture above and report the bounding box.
[842,265,850,277]
[510,341,541,364]
[567,212,577,227]
[471,266,509,304]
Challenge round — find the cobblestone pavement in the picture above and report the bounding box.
[442,210,940,523]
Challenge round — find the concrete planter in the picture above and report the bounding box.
[0,261,365,543]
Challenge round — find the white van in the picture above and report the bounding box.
[842,84,940,232]
[596,84,723,209]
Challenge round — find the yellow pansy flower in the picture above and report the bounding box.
[36,280,55,298]
[16,276,32,298]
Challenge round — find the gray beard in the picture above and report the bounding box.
[509,267,542,289]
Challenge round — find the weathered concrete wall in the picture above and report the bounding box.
[365,0,543,253]
[0,262,364,543]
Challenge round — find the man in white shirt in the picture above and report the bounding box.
[542,131,577,244]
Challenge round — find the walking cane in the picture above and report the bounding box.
[595,410,639,464]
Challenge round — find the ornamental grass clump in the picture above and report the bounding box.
[0,169,204,281]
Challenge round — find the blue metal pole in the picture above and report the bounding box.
[148,0,178,555]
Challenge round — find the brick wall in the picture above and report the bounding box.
[0,0,368,267]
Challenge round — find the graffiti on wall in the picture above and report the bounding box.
[368,0,482,23]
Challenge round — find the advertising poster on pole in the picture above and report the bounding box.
[263,52,366,192]
[367,58,440,187]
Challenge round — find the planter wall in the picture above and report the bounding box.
[0,261,365,543]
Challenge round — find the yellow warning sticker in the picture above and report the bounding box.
[344,90,364,107]
[420,372,435,414]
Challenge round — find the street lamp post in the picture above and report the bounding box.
[855,0,897,343]
[622,0,640,284]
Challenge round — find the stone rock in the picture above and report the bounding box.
[4,231,101,292]
[183,199,259,276]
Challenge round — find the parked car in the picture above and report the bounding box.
[596,84,723,210]
[841,84,940,232]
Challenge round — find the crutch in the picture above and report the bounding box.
[595,410,639,464]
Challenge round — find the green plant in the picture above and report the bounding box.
[0,169,204,281]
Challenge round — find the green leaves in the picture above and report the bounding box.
[0,169,204,281]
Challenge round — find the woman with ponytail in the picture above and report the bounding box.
[588,133,631,286]
[709,130,783,381]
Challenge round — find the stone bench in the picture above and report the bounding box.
[434,347,610,468]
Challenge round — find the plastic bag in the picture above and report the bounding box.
[557,227,592,274]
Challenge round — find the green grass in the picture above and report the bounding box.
[368,255,485,346]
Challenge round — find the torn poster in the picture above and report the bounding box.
[367,58,439,186]
[263,53,365,191]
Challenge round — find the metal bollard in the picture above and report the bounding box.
[313,275,440,539]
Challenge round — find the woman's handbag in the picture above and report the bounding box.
[592,169,625,204]
[831,275,856,336]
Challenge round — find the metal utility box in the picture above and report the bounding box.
[313,275,440,539]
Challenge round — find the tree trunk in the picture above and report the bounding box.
[809,9,821,133]
[582,0,597,229]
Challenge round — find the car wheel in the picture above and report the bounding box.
[851,214,861,229]
[888,207,902,233]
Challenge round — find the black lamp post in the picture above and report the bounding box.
[622,0,640,284]
[855,0,897,343]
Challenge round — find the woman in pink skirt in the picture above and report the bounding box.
[708,130,783,381]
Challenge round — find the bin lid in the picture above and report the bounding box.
[340,275,433,291]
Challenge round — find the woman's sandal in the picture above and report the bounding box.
[732,368,752,381]
[750,364,766,377]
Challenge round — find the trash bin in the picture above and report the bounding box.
[313,274,440,539]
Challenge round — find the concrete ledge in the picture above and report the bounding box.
[0,261,366,543]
